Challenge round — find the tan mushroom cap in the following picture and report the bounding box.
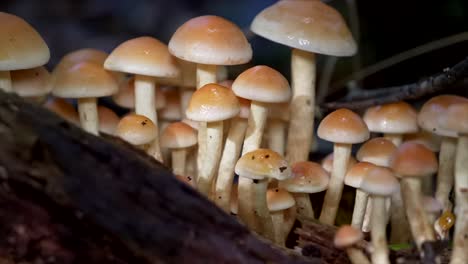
[232,65,291,103]
[98,106,119,135]
[159,89,182,121]
[0,12,50,70]
[105,36,180,78]
[443,102,468,135]
[334,225,364,248]
[363,101,418,134]
[418,95,468,137]
[280,161,329,193]
[116,114,157,145]
[345,162,376,188]
[356,137,397,167]
[44,98,79,125]
[321,153,357,174]
[318,108,369,144]
[112,77,166,109]
[11,66,51,97]
[52,61,118,98]
[360,166,399,196]
[169,15,252,65]
[161,121,197,149]
[250,1,357,56]
[403,131,442,152]
[175,174,196,188]
[390,142,438,178]
[235,148,291,180]
[186,83,240,122]
[267,188,296,212]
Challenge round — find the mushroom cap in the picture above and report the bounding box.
[186,83,240,122]
[44,98,79,125]
[356,137,397,167]
[418,95,468,137]
[105,36,180,78]
[160,89,182,121]
[360,166,399,196]
[112,77,166,110]
[98,106,119,135]
[422,196,443,214]
[250,1,356,56]
[232,65,291,103]
[235,148,291,180]
[334,225,363,248]
[161,121,197,149]
[267,188,296,212]
[0,12,50,70]
[403,131,442,152]
[390,142,438,178]
[442,102,468,135]
[279,161,329,193]
[363,101,418,134]
[237,97,251,119]
[345,162,376,188]
[52,62,118,98]
[169,15,252,65]
[318,108,369,144]
[11,66,51,97]
[116,114,157,145]
[321,153,357,174]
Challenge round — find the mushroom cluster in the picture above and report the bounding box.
[2,3,468,263]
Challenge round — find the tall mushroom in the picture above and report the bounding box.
[186,83,240,196]
[250,0,357,164]
[231,65,291,231]
[317,108,369,225]
[105,36,180,161]
[390,142,438,249]
[266,188,296,246]
[0,12,50,92]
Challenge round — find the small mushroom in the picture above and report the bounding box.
[266,188,295,246]
[161,122,197,176]
[116,114,158,150]
[334,225,370,264]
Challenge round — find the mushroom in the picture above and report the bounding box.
[231,65,291,231]
[44,98,79,125]
[390,142,438,248]
[235,148,292,241]
[250,0,357,164]
[334,225,370,264]
[0,12,50,92]
[360,166,399,264]
[97,106,119,135]
[214,97,250,212]
[161,122,198,176]
[363,101,418,146]
[52,62,118,135]
[317,108,369,225]
[116,114,157,149]
[266,188,296,246]
[279,161,329,219]
[11,66,51,103]
[186,83,239,196]
[105,36,180,161]
[418,95,468,212]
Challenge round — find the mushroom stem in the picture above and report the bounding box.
[179,87,194,118]
[0,71,12,92]
[345,248,371,264]
[172,148,187,176]
[319,143,352,225]
[186,147,197,180]
[134,74,163,162]
[284,205,297,239]
[253,179,275,241]
[214,118,248,212]
[383,133,402,146]
[294,193,314,219]
[390,188,412,243]
[351,189,369,229]
[271,210,286,246]
[451,135,468,264]
[197,121,223,196]
[400,177,435,248]
[267,119,286,155]
[238,101,268,231]
[286,49,315,163]
[435,137,457,211]
[77,97,99,135]
[370,196,390,264]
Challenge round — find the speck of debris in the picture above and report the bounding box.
[275,189,279,192]
[253,179,259,184]
[218,196,222,199]
[141,120,148,126]
[251,156,255,160]
[279,166,287,172]
[187,176,192,181]
[265,154,270,158]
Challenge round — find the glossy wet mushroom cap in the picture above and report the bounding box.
[116,114,158,145]
[280,161,329,193]
[318,108,369,144]
[235,148,291,180]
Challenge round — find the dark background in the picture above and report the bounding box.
[2,0,468,95]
